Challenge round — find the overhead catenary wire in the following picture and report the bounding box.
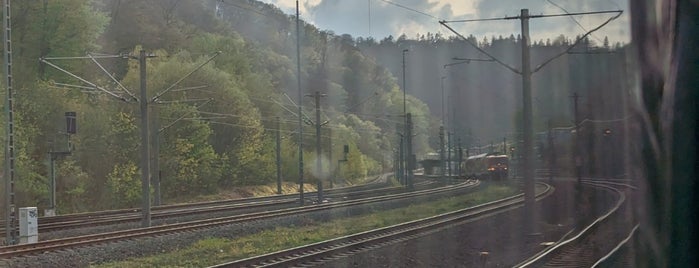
[50,82,102,92]
[438,21,521,74]
[378,0,442,20]
[40,58,131,102]
[532,11,622,73]
[544,0,604,44]
[150,51,222,103]
[345,90,380,113]
[173,117,384,137]
[87,53,139,101]
[230,95,408,127]
[188,109,388,135]
[439,9,622,75]
[158,99,214,132]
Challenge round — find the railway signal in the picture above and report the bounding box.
[47,112,77,216]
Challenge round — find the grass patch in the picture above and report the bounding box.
[96,184,517,267]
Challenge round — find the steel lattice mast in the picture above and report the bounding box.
[3,0,16,245]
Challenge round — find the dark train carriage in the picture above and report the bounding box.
[420,159,442,177]
[484,154,509,179]
[462,153,509,180]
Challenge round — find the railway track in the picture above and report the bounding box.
[0,179,476,259]
[209,182,552,268]
[591,223,639,267]
[514,180,636,267]
[0,174,410,238]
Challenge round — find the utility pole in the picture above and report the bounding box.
[548,119,555,185]
[137,50,152,227]
[441,76,447,126]
[440,75,448,183]
[406,113,414,190]
[447,132,452,177]
[519,8,537,235]
[402,49,409,186]
[586,99,595,177]
[152,106,161,206]
[440,126,446,181]
[309,91,327,202]
[572,92,582,183]
[337,144,348,186]
[457,138,463,178]
[3,0,17,245]
[393,149,398,182]
[503,137,507,155]
[276,116,282,194]
[398,133,404,184]
[327,127,333,188]
[572,92,583,229]
[295,0,305,206]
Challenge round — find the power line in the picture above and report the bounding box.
[438,21,521,74]
[378,0,441,20]
[247,95,407,129]
[509,10,623,19]
[532,11,622,73]
[346,91,379,113]
[440,10,622,74]
[40,57,132,102]
[544,0,604,44]
[173,117,384,137]
[443,10,621,23]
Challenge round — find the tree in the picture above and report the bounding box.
[106,162,141,208]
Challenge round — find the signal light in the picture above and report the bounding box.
[65,112,76,134]
[603,128,612,136]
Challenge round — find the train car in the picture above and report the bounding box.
[484,154,509,180]
[462,153,509,180]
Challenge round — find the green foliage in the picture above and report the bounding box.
[1,0,439,213]
[12,0,108,83]
[159,103,222,196]
[343,143,367,182]
[56,160,91,213]
[106,161,140,208]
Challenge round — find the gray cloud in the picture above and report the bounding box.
[258,0,629,43]
[306,0,446,38]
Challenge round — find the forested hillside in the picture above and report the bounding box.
[0,0,433,213]
[0,0,631,214]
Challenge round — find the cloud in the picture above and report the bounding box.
[256,0,630,43]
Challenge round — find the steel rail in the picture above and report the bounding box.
[0,180,478,258]
[37,184,417,233]
[591,223,640,268]
[0,175,393,234]
[210,182,552,267]
[514,181,630,267]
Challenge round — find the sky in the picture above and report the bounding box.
[256,0,630,44]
